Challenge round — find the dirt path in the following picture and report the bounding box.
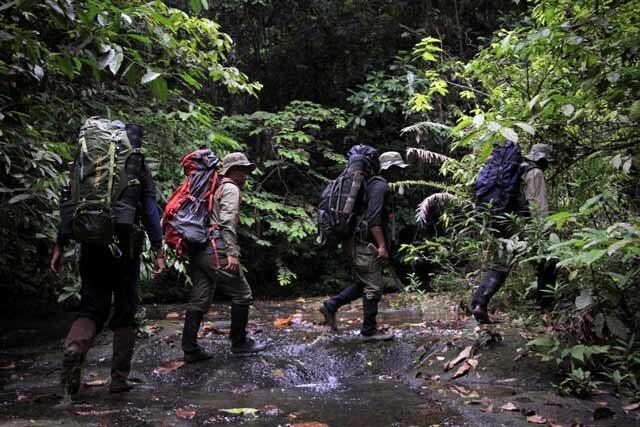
[0,294,638,426]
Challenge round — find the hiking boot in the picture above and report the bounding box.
[319,303,338,331]
[362,330,394,342]
[471,304,491,324]
[230,304,266,354]
[109,377,133,393]
[470,270,507,325]
[111,326,135,391]
[61,317,96,396]
[184,348,214,364]
[231,337,267,354]
[61,343,84,396]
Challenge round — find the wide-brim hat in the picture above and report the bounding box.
[220,152,255,175]
[379,151,409,171]
[524,143,554,162]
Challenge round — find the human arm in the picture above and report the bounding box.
[217,183,242,272]
[523,168,550,218]
[139,164,165,278]
[365,178,389,263]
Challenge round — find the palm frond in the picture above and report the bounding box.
[406,147,452,166]
[401,121,451,136]
[416,192,459,224]
[388,179,450,192]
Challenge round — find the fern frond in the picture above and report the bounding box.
[388,179,450,192]
[406,147,452,166]
[416,192,459,224]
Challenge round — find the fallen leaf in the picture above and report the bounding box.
[452,361,471,379]
[175,408,196,419]
[500,402,519,412]
[75,410,118,416]
[0,362,16,370]
[273,315,293,327]
[526,415,547,424]
[16,394,32,404]
[444,346,473,371]
[166,312,181,320]
[295,298,306,303]
[291,423,329,427]
[153,360,185,375]
[84,379,108,387]
[272,369,285,379]
[467,358,479,368]
[623,403,640,411]
[547,421,564,427]
[219,408,259,416]
[262,405,282,416]
[481,403,494,413]
[436,356,445,361]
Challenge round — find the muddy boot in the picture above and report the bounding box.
[361,298,393,342]
[182,311,212,363]
[61,318,96,396]
[230,304,266,354]
[110,326,135,393]
[321,284,362,331]
[318,303,338,331]
[470,270,507,324]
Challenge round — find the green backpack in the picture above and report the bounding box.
[70,117,143,245]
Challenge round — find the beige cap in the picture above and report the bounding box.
[525,143,554,162]
[379,151,409,171]
[220,152,255,175]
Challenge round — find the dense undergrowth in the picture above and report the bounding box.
[1,0,639,397]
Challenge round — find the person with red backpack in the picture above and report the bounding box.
[172,152,266,363]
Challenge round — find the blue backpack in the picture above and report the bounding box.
[474,140,522,214]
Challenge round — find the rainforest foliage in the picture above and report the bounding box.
[1,0,639,396]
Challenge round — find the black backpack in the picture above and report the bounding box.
[474,140,523,214]
[317,145,379,248]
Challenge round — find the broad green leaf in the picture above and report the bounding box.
[141,68,161,84]
[515,122,535,135]
[500,126,518,142]
[561,104,575,117]
[527,336,557,348]
[575,291,593,310]
[219,408,259,416]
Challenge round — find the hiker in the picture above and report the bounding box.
[51,120,166,395]
[180,152,266,363]
[470,143,555,323]
[319,150,408,342]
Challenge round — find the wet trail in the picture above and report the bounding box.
[1,295,638,426]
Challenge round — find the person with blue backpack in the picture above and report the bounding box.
[470,142,555,323]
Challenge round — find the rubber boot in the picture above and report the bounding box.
[61,317,96,396]
[230,304,266,354]
[470,270,507,324]
[110,326,135,393]
[182,311,213,363]
[361,297,393,342]
[321,284,362,331]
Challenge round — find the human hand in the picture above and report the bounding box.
[225,255,240,273]
[152,249,166,280]
[51,242,64,274]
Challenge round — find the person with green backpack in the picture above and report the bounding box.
[50,118,165,395]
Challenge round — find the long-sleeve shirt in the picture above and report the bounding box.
[210,179,241,258]
[139,164,162,250]
[521,165,550,218]
[355,176,391,245]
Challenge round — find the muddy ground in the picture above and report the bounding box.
[1,294,639,426]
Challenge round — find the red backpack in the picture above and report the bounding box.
[162,149,221,259]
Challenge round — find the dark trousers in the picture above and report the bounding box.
[77,244,140,332]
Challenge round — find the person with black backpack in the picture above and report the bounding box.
[50,120,166,395]
[470,142,555,323]
[318,148,408,342]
